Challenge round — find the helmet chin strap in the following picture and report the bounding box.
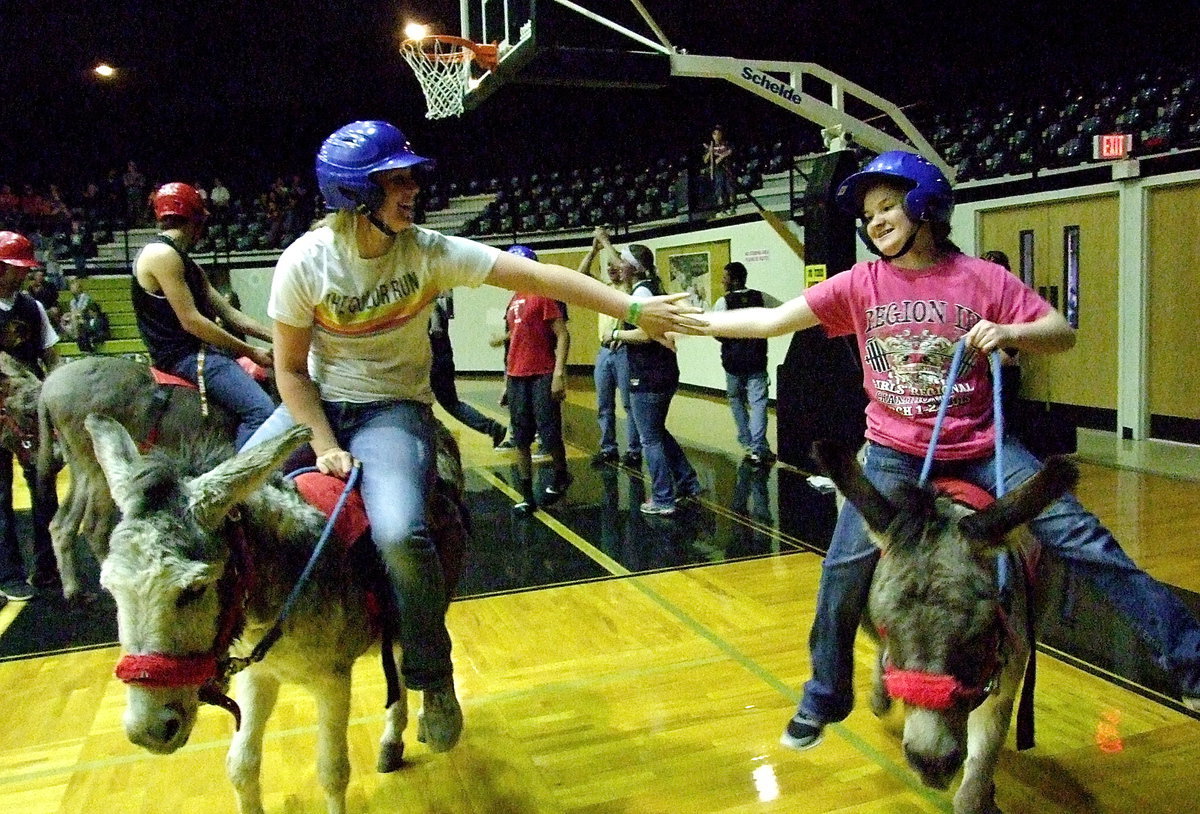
[357,203,397,238]
[859,221,923,260]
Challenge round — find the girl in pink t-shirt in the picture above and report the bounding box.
[699,150,1200,753]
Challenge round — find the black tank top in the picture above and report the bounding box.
[132,235,216,369]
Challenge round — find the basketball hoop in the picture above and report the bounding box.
[400,35,498,119]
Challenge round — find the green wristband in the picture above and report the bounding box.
[625,301,644,326]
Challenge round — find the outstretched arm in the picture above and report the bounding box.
[696,293,820,339]
[485,251,703,341]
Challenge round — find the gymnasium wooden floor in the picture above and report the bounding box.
[1,377,1197,813]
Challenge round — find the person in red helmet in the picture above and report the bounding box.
[133,182,276,448]
[0,231,61,600]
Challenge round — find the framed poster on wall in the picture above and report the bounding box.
[655,239,731,308]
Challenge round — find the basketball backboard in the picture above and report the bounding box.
[459,0,672,112]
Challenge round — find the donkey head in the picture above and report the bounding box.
[812,440,1078,790]
[0,351,42,460]
[87,414,311,754]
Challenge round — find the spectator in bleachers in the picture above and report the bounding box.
[702,125,736,212]
[19,184,48,223]
[75,301,110,354]
[134,182,275,448]
[0,230,61,600]
[79,181,102,223]
[25,268,61,327]
[45,185,70,225]
[66,217,96,275]
[102,168,124,222]
[209,178,231,218]
[123,160,147,226]
[0,185,17,220]
[61,276,92,340]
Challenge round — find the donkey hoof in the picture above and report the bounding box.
[376,740,405,773]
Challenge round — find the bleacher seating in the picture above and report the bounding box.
[55,275,146,360]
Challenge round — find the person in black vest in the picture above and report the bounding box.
[0,231,61,600]
[711,262,781,466]
[429,293,507,447]
[133,182,275,448]
[614,244,702,515]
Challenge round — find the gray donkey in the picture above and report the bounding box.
[86,413,467,814]
[38,355,236,600]
[812,440,1079,814]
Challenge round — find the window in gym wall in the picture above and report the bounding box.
[1018,229,1035,287]
[1063,224,1080,329]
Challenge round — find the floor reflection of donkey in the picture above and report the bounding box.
[812,440,1079,814]
[87,412,468,814]
[37,355,236,600]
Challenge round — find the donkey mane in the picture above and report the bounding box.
[884,483,955,556]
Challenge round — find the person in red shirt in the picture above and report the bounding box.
[497,245,572,513]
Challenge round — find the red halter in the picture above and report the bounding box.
[113,519,253,691]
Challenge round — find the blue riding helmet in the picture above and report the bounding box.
[834,150,953,224]
[506,244,538,261]
[316,120,434,212]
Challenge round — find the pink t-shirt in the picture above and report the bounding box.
[504,293,564,377]
[805,253,1051,460]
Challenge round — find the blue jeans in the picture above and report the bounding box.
[242,400,453,690]
[172,351,275,450]
[595,345,640,456]
[629,388,700,506]
[798,438,1200,724]
[725,370,770,456]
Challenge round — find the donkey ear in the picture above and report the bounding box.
[85,413,143,512]
[187,424,313,530]
[812,440,897,535]
[958,456,1080,546]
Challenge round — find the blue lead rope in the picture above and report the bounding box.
[248,462,362,664]
[918,339,1006,499]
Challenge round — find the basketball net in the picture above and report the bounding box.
[400,37,478,119]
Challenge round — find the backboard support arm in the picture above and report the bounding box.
[541,0,952,180]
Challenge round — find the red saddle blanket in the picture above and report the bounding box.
[289,471,467,592]
[291,471,370,547]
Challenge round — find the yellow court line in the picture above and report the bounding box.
[0,600,24,637]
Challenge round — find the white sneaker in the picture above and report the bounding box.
[417,684,463,752]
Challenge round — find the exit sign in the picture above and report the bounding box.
[1093,134,1133,160]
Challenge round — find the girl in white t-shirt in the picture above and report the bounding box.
[242,120,701,755]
